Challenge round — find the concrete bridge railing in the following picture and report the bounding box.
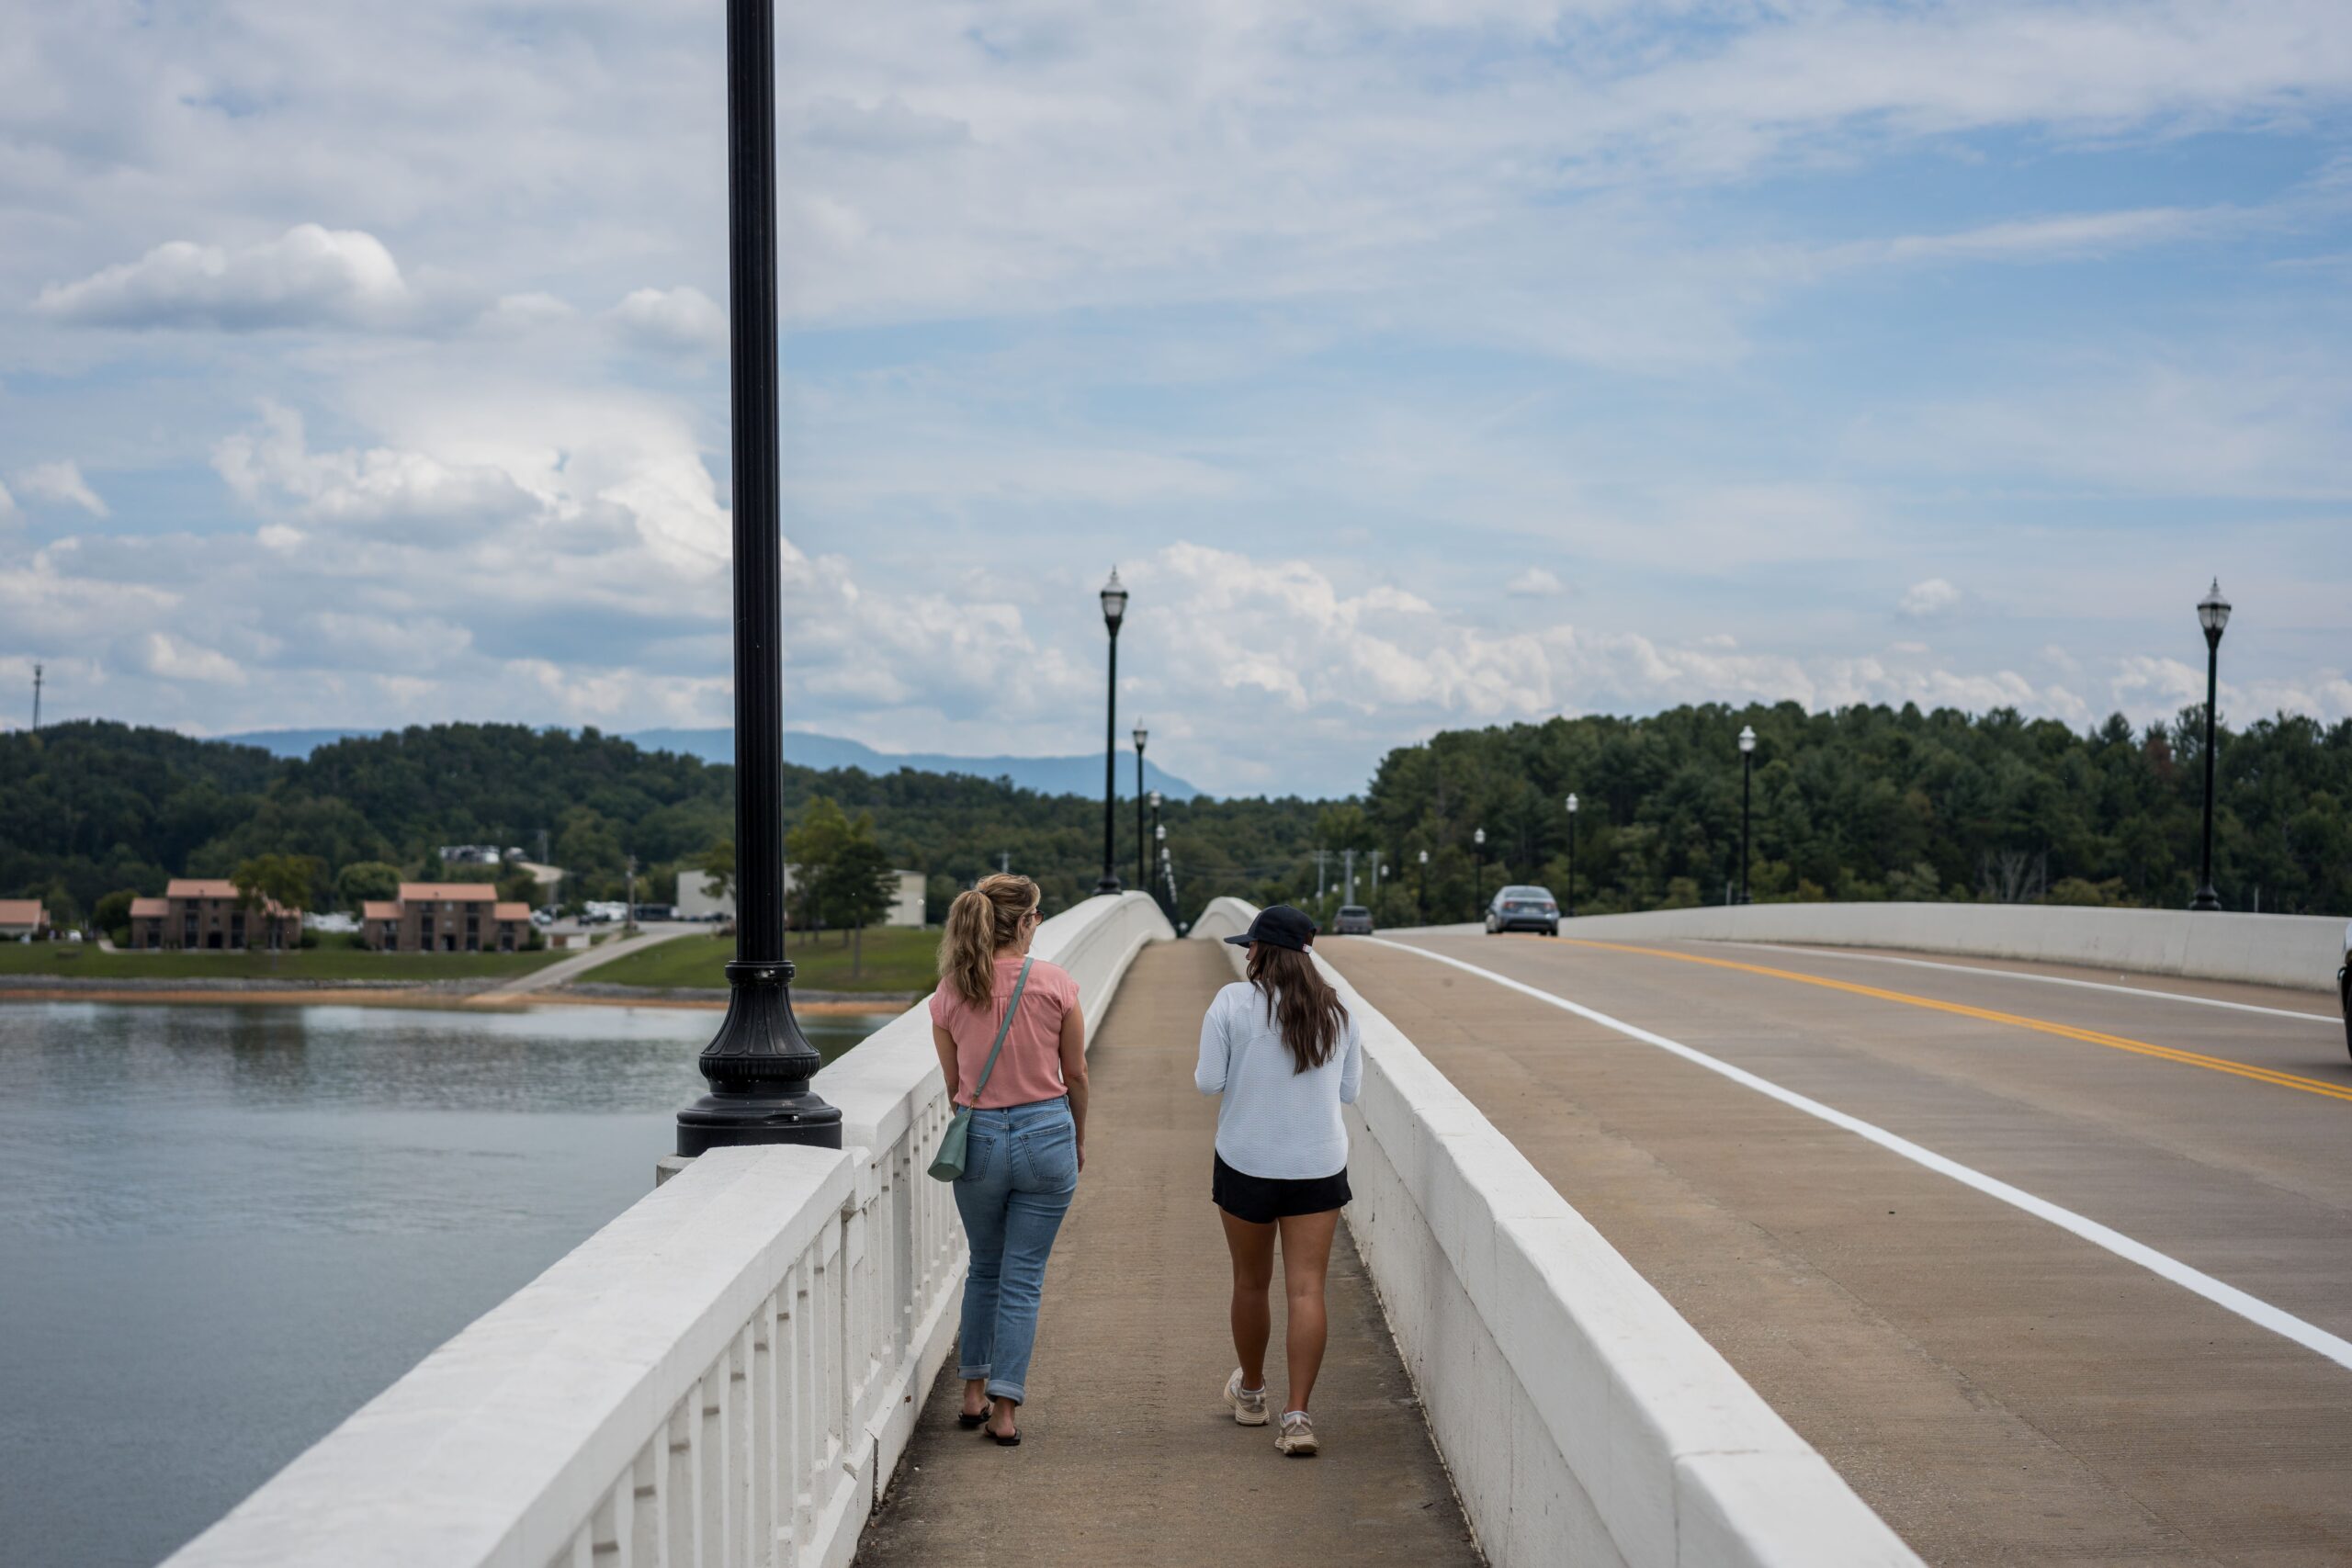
[1194,897,1919,1568]
[1441,902,2346,994]
[164,891,1174,1568]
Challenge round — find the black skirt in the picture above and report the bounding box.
[1212,1153,1351,1224]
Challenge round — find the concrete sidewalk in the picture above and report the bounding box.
[854,941,1479,1568]
[464,922,689,1002]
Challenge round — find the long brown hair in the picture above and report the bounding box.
[939,874,1039,1009]
[1246,942,1349,1074]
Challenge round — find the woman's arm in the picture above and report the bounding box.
[932,1022,961,1103]
[1194,990,1228,1095]
[1338,1014,1364,1106]
[1057,1001,1090,1168]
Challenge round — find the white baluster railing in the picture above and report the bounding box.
[165,891,1172,1568]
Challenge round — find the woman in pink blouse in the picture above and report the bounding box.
[928,874,1090,1447]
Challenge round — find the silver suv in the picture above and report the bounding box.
[1333,905,1374,936]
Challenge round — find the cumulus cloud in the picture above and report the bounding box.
[0,481,16,522]
[1898,578,1962,620]
[1506,567,1563,597]
[14,461,109,517]
[141,632,245,685]
[609,287,726,354]
[38,225,418,332]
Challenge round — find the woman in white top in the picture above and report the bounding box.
[1195,904,1363,1458]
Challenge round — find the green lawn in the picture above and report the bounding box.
[592,927,939,993]
[0,943,564,982]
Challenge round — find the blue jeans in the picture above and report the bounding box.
[953,1096,1079,1404]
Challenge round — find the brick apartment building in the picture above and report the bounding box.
[126,879,301,951]
[360,884,534,953]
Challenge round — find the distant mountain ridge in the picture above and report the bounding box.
[213,726,1204,801]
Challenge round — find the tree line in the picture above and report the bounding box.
[3,703,2343,936]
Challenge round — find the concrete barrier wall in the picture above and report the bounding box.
[1414,903,2346,994]
[1195,897,1919,1568]
[169,892,1175,1568]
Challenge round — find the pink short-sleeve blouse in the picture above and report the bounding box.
[928,953,1080,1108]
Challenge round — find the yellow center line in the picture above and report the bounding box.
[1555,938,2352,1106]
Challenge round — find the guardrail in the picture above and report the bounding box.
[1409,903,2345,993]
[166,891,1174,1568]
[1194,897,1919,1568]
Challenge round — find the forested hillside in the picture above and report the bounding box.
[1351,702,2351,923]
[0,721,1322,924]
[3,703,2344,931]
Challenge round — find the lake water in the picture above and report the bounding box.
[0,999,899,1568]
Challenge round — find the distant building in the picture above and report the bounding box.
[677,868,926,927]
[126,879,300,951]
[0,899,48,938]
[360,884,535,953]
[437,844,511,866]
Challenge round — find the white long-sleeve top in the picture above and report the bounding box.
[1194,979,1364,1180]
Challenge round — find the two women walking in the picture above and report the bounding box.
[928,883,1360,1457]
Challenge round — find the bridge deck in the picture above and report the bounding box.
[854,941,1479,1568]
[1321,931,2352,1568]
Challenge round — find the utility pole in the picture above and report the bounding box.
[29,663,41,731]
[1000,851,1012,875]
[1342,847,1357,906]
[1314,849,1329,904]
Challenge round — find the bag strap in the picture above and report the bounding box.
[964,956,1034,1106]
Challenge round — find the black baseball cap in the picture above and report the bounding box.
[1224,904,1317,953]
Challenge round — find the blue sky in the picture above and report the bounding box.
[2,0,2347,796]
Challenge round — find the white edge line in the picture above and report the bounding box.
[1361,935,2352,1375]
[1705,940,2340,1024]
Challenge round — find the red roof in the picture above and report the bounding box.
[163,878,297,916]
[398,883,499,902]
[361,900,401,920]
[0,898,45,927]
[492,902,532,920]
[128,897,169,919]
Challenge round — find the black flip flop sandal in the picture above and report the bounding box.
[957,1412,987,1429]
[989,1427,1021,1447]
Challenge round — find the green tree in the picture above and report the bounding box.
[94,888,138,943]
[232,852,322,956]
[821,834,899,978]
[785,796,855,942]
[336,860,401,908]
[701,839,736,902]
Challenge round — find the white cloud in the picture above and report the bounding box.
[1506,566,1563,597]
[608,287,727,355]
[1898,578,1962,620]
[0,480,16,522]
[38,225,416,332]
[14,460,109,517]
[141,632,245,685]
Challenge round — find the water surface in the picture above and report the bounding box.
[0,1000,895,1568]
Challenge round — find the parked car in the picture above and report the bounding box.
[1333,905,1374,936]
[2339,919,2350,1062]
[1485,885,1561,936]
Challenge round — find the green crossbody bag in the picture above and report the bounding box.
[927,955,1034,1182]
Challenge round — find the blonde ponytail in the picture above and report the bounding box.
[939,874,1040,1009]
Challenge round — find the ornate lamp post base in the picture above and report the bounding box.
[678,961,842,1155]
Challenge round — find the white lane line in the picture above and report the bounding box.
[1706,940,2340,1024]
[1360,934,2352,1375]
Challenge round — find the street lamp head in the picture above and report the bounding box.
[1100,568,1128,633]
[1133,724,1148,751]
[1155,823,1166,841]
[1418,849,1429,864]
[1737,725,1757,755]
[1474,828,1486,846]
[1565,792,1579,815]
[2197,578,2230,642]
[1148,789,1161,808]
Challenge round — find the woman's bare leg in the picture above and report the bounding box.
[962,1378,989,1418]
[1276,1209,1340,1412]
[1219,1210,1278,1389]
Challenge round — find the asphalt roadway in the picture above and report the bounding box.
[1318,931,2352,1567]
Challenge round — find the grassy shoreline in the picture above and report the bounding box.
[589,927,938,994]
[0,945,565,982]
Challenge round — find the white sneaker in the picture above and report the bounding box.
[1223,1368,1269,1426]
[1274,1410,1318,1456]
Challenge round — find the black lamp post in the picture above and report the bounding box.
[1133,725,1148,889]
[1096,570,1127,896]
[676,0,841,1156]
[1564,793,1578,919]
[1736,725,1756,906]
[1473,828,1487,920]
[2190,579,2231,912]
[1416,848,1428,922]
